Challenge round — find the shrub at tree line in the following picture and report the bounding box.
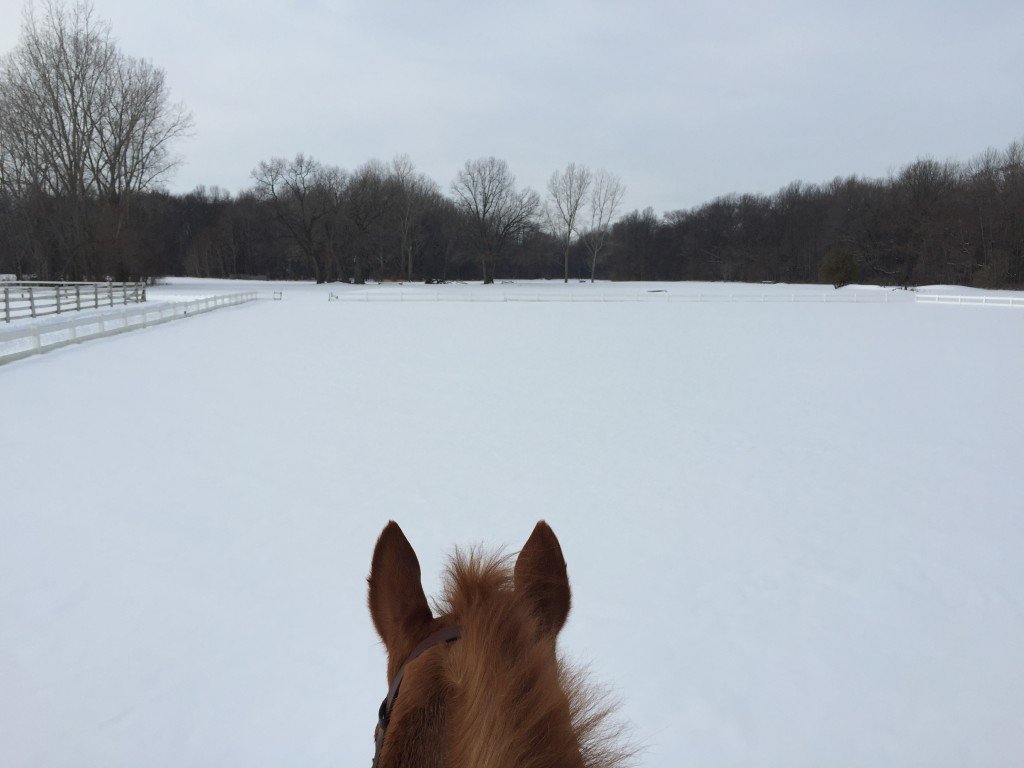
[818,249,860,288]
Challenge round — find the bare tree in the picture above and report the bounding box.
[547,163,591,282]
[388,154,438,281]
[343,159,393,282]
[0,0,191,200]
[251,154,344,283]
[90,56,192,203]
[581,170,625,282]
[0,0,191,278]
[451,157,539,284]
[0,1,111,198]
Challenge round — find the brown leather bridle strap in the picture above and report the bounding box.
[372,625,462,767]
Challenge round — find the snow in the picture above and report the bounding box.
[1,278,1022,767]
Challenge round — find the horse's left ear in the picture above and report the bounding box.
[514,521,571,637]
[368,522,433,656]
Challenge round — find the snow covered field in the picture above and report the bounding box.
[1,278,1022,767]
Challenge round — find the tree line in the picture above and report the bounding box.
[1,1,1021,288]
[637,146,1024,289]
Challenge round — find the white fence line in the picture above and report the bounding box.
[333,290,903,304]
[0,292,258,365]
[2,281,146,322]
[915,293,1024,308]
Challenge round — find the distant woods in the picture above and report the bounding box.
[1,3,1022,288]
[658,149,1024,289]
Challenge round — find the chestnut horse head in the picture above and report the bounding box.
[367,521,627,768]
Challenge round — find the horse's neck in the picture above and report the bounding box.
[447,606,585,768]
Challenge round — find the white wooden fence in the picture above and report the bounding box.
[2,281,146,323]
[0,292,257,365]
[915,293,1024,308]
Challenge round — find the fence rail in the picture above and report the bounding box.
[915,293,1024,307]
[0,292,258,365]
[333,290,904,304]
[2,281,146,323]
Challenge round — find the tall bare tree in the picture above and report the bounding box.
[0,0,191,277]
[90,57,191,203]
[343,159,394,282]
[547,163,591,282]
[251,154,344,283]
[581,169,625,282]
[0,0,191,199]
[388,154,438,281]
[451,157,539,284]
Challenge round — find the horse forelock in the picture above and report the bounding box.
[425,548,633,768]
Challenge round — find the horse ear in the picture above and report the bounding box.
[368,522,433,654]
[514,521,571,637]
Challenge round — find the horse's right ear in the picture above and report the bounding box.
[514,521,571,637]
[368,522,433,655]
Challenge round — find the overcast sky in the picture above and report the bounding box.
[2,0,1022,213]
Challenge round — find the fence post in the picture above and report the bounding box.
[3,286,8,323]
[108,282,114,307]
[76,285,81,311]
[29,286,36,317]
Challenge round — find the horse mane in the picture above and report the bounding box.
[436,548,634,768]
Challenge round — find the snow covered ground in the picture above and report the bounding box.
[1,277,1022,767]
